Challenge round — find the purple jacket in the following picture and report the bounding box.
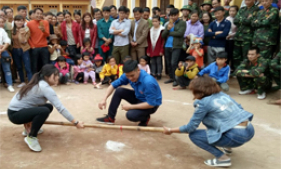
[184,20,204,39]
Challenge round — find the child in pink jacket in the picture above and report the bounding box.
[55,56,70,85]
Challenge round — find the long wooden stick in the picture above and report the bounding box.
[44,121,164,133]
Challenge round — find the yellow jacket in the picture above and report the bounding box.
[175,63,199,79]
[118,64,123,78]
[99,64,118,79]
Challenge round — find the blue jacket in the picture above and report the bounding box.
[198,62,230,83]
[111,70,162,106]
[179,92,253,144]
[204,19,231,47]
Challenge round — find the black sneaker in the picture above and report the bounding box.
[96,115,115,124]
[138,117,150,126]
[164,79,173,84]
[157,75,161,80]
[173,81,178,87]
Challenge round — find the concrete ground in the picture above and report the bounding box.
[0,77,280,169]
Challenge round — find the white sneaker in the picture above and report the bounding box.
[22,129,44,136]
[257,92,266,100]
[7,86,15,92]
[24,136,42,152]
[239,89,253,95]
[17,82,26,88]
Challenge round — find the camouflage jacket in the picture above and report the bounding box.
[252,6,279,46]
[235,57,270,77]
[233,5,259,42]
[271,52,281,71]
[191,3,199,11]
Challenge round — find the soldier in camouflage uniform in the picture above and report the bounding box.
[199,0,212,18]
[252,0,279,59]
[270,51,281,89]
[188,0,200,11]
[235,47,272,100]
[232,0,259,71]
[180,5,193,21]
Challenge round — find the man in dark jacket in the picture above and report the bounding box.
[162,8,186,87]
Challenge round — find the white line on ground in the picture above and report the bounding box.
[254,123,281,135]
[163,99,191,106]
[0,112,7,115]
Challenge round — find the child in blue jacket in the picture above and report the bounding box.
[197,51,230,91]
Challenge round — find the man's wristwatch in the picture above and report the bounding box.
[74,121,79,126]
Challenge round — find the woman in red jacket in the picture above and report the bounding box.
[60,11,80,57]
[147,15,165,80]
[79,12,97,55]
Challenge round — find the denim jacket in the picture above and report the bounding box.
[179,92,253,144]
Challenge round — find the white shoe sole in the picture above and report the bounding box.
[96,121,114,125]
[204,161,231,167]
[24,137,42,152]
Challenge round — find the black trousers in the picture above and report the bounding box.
[102,75,117,84]
[164,48,181,81]
[226,40,234,70]
[75,72,84,82]
[8,104,53,137]
[30,47,50,74]
[108,88,159,123]
[150,56,163,76]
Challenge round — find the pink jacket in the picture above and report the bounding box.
[55,62,70,76]
[73,65,84,79]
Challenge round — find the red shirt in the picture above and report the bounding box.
[190,48,204,68]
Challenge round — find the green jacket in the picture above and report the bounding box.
[233,5,259,42]
[235,57,270,77]
[270,52,281,71]
[97,18,114,46]
[252,6,279,46]
[162,19,186,49]
[191,3,199,11]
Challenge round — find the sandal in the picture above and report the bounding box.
[204,158,231,167]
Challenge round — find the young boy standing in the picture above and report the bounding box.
[197,51,230,92]
[174,56,199,90]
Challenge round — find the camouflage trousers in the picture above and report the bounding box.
[237,76,272,94]
[270,64,280,88]
[257,45,274,59]
[233,42,251,71]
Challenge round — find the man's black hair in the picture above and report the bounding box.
[123,60,138,73]
[143,7,150,13]
[248,46,260,54]
[167,4,175,8]
[102,6,111,12]
[17,5,27,12]
[213,0,221,3]
[34,8,43,13]
[118,6,127,12]
[4,7,13,15]
[93,8,101,14]
[45,12,54,16]
[213,6,225,13]
[169,8,179,16]
[1,6,10,11]
[109,5,117,10]
[133,7,144,13]
[57,12,64,16]
[73,10,81,16]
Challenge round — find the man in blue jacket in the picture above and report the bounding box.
[205,6,231,65]
[96,60,162,126]
[197,51,230,91]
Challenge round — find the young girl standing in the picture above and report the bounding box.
[73,55,84,84]
[226,5,238,73]
[147,15,165,80]
[201,12,213,65]
[12,15,33,88]
[54,56,70,85]
[81,52,96,85]
[138,56,151,74]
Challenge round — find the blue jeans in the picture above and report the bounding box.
[0,51,13,86]
[12,48,33,82]
[189,123,255,158]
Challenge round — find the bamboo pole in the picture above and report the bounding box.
[44,121,164,133]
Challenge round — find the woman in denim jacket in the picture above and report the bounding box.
[163,75,254,167]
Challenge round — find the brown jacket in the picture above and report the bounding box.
[129,18,149,48]
[12,27,31,52]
